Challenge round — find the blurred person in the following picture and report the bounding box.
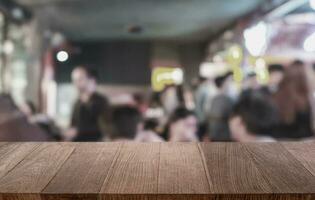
[229,89,277,142]
[132,92,148,114]
[272,61,314,139]
[135,118,164,142]
[160,85,185,116]
[110,105,163,142]
[267,64,284,93]
[145,92,166,133]
[242,72,260,90]
[194,76,218,140]
[0,94,51,141]
[207,72,238,141]
[20,100,62,141]
[194,76,216,122]
[165,107,198,142]
[67,66,110,141]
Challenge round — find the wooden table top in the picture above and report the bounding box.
[0,142,314,200]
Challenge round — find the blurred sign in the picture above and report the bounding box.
[199,62,230,79]
[151,67,183,92]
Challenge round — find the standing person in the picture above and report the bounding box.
[160,85,185,117]
[267,64,284,93]
[194,76,217,140]
[208,72,238,141]
[66,66,110,141]
[272,61,314,139]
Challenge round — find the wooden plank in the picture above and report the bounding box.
[282,142,315,177]
[244,143,315,193]
[42,143,121,199]
[158,143,210,194]
[100,143,159,199]
[155,194,313,200]
[199,143,272,194]
[0,194,40,200]
[0,143,74,199]
[0,142,8,147]
[0,143,40,179]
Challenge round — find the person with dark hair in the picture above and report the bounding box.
[207,71,238,141]
[165,107,198,142]
[111,106,142,141]
[268,64,284,93]
[66,66,110,141]
[229,89,277,142]
[242,72,260,90]
[110,105,163,142]
[135,118,164,142]
[272,61,314,139]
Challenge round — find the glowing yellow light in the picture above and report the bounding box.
[255,58,269,84]
[227,45,243,83]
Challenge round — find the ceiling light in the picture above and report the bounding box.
[56,51,69,62]
[304,32,315,52]
[3,40,14,55]
[310,0,315,10]
[244,22,268,57]
[12,7,24,19]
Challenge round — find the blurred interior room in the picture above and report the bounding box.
[0,0,315,142]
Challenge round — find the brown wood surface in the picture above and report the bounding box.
[0,142,313,200]
[0,143,40,179]
[159,143,210,194]
[282,142,315,177]
[244,143,315,193]
[199,143,272,194]
[42,143,121,200]
[0,143,74,200]
[100,143,160,198]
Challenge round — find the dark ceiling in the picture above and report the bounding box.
[14,0,265,41]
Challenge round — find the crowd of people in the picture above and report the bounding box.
[1,61,315,142]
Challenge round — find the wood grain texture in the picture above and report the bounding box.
[0,142,314,200]
[0,143,40,179]
[199,143,272,194]
[0,143,74,199]
[244,143,315,193]
[155,194,315,200]
[42,143,121,199]
[282,142,315,177]
[158,143,210,194]
[100,143,160,198]
[0,194,40,200]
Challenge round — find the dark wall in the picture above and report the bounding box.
[55,41,151,85]
[179,42,206,84]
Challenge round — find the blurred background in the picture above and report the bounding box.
[1,0,315,142]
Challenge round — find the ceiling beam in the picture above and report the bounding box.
[265,0,309,21]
